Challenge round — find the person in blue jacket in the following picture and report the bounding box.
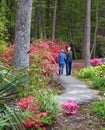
[58,49,66,75]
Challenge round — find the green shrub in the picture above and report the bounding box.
[0,65,28,103]
[92,76,105,90]
[25,64,50,96]
[0,104,24,130]
[35,89,60,124]
[76,67,95,79]
[0,65,28,130]
[92,100,105,119]
[94,64,105,78]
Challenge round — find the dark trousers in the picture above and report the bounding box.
[59,63,64,75]
[66,58,72,75]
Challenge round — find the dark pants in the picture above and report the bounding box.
[59,63,64,75]
[66,58,72,75]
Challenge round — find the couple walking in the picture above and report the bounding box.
[58,46,72,76]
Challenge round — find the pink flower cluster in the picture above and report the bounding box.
[90,58,101,66]
[1,40,68,76]
[61,98,80,115]
[17,96,47,130]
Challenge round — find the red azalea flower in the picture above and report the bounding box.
[43,127,46,130]
[22,121,32,128]
[28,106,36,111]
[35,123,40,128]
[18,101,28,108]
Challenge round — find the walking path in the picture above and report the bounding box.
[54,74,99,104]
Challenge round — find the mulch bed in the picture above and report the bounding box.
[72,60,85,72]
[47,104,105,130]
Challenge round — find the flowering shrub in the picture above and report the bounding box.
[61,98,80,115]
[17,96,47,130]
[1,44,14,66]
[90,58,101,66]
[1,40,68,76]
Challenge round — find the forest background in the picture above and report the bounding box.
[0,0,105,60]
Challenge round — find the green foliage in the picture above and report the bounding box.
[91,65,105,90]
[92,100,105,119]
[0,64,28,103]
[92,76,105,90]
[94,64,105,78]
[25,64,50,96]
[76,64,105,91]
[0,1,9,46]
[0,104,24,130]
[36,89,60,123]
[0,13,8,46]
[0,65,29,130]
[76,67,95,79]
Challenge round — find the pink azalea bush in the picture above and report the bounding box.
[17,96,47,130]
[61,98,80,115]
[1,40,68,76]
[90,58,101,66]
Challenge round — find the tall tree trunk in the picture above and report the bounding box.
[46,0,50,38]
[56,0,62,37]
[90,2,98,58]
[40,0,46,39]
[33,5,39,39]
[84,0,91,67]
[14,0,32,68]
[52,0,57,41]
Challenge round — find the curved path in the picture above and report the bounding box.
[54,74,99,104]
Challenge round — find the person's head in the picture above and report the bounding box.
[66,46,71,51]
[67,46,71,51]
[61,49,64,53]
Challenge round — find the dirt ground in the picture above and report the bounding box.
[72,60,85,72]
[47,103,105,130]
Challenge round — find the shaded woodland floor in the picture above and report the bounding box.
[73,60,85,72]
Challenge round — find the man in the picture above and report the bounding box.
[65,46,72,76]
[58,50,66,75]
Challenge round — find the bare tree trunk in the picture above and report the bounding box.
[90,2,98,58]
[82,19,86,59]
[52,0,57,41]
[56,0,62,37]
[14,0,32,68]
[40,0,46,39]
[46,0,50,38]
[33,5,39,39]
[85,0,91,67]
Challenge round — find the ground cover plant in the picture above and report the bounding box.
[0,40,69,130]
[0,65,28,130]
[92,99,105,120]
[17,90,60,130]
[76,64,105,91]
[0,64,61,130]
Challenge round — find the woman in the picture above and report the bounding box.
[58,49,66,75]
[65,46,72,76]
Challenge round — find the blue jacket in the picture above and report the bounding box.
[58,52,66,64]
